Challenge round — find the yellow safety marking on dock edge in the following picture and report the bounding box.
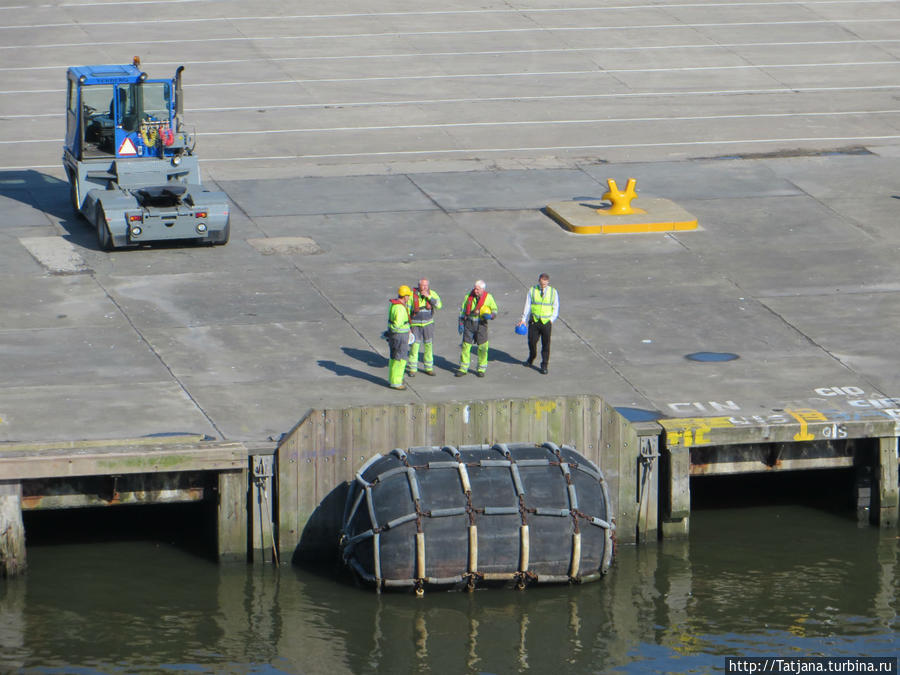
[659,417,738,448]
[569,220,698,235]
[661,408,834,447]
[545,197,698,236]
[785,408,828,441]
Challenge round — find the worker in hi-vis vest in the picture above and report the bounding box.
[516,272,559,375]
[455,279,498,378]
[387,285,413,390]
[406,278,442,377]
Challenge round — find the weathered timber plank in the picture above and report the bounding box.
[0,435,206,453]
[470,400,493,445]
[409,404,428,448]
[444,402,466,448]
[217,469,248,563]
[424,404,444,447]
[548,396,569,445]
[585,396,603,468]
[0,443,247,480]
[602,401,628,542]
[369,405,392,456]
[0,481,26,578]
[318,409,339,507]
[509,399,532,444]
[335,408,355,485]
[565,396,586,455]
[293,411,319,554]
[493,400,512,446]
[875,437,899,528]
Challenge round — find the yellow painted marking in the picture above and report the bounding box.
[659,417,737,447]
[590,220,697,234]
[534,400,557,420]
[785,408,827,441]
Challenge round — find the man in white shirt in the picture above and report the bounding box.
[516,273,559,375]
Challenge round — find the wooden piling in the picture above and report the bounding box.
[660,442,691,539]
[217,469,248,562]
[0,481,26,578]
[873,437,899,528]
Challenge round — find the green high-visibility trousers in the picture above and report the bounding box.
[458,340,489,373]
[408,341,434,373]
[389,358,407,386]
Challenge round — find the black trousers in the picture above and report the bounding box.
[527,319,552,366]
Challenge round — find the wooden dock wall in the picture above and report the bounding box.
[276,395,658,562]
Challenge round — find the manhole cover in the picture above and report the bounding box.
[685,352,739,362]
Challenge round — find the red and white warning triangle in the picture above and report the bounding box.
[118,137,138,156]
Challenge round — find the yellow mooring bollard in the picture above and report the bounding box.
[600,178,643,215]
[545,176,697,234]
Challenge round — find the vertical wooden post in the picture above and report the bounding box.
[873,437,899,528]
[660,442,691,539]
[0,481,26,578]
[217,469,248,562]
[853,440,874,524]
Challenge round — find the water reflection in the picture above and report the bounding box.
[1,506,897,673]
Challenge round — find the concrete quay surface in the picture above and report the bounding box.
[4,154,900,443]
[2,0,900,444]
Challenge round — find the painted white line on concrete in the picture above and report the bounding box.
[5,61,899,96]
[4,38,900,72]
[6,84,900,118]
[3,18,900,49]
[199,61,900,87]
[187,84,900,111]
[19,237,90,275]
[190,110,900,137]
[7,110,900,144]
[9,134,893,169]
[3,0,899,26]
[2,0,217,8]
[199,135,900,161]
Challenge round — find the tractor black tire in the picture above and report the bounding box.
[67,170,83,218]
[95,208,113,251]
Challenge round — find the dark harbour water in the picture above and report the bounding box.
[2,478,898,674]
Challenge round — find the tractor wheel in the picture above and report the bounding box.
[95,208,113,251]
[67,170,82,216]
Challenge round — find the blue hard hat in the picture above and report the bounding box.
[515,323,528,335]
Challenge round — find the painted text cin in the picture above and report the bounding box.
[667,401,741,414]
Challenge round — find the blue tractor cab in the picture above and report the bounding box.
[63,57,229,249]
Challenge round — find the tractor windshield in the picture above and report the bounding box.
[80,81,172,156]
[141,82,171,122]
[112,82,171,130]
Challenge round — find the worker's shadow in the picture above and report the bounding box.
[486,347,523,365]
[341,345,464,374]
[318,357,385,386]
